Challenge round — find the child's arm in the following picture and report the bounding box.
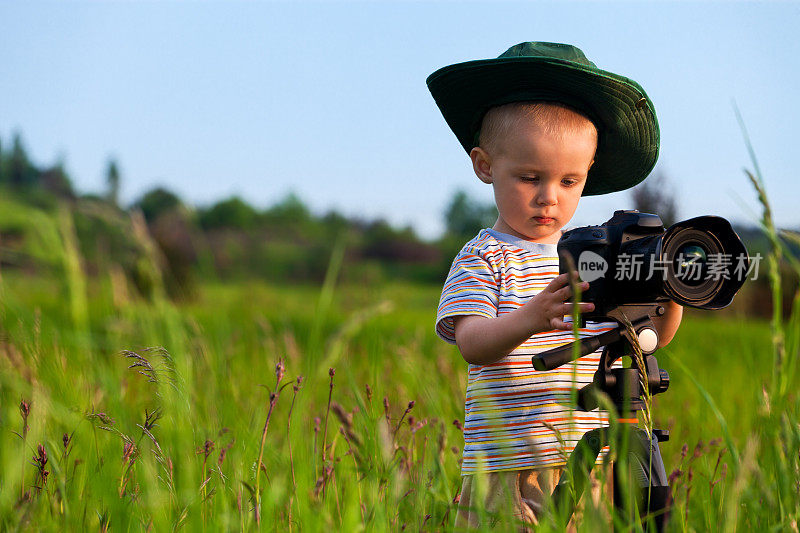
[652,300,683,348]
[453,272,594,365]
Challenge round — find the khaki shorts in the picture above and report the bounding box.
[454,466,613,532]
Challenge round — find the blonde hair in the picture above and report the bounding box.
[478,101,598,156]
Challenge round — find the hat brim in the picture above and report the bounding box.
[427,57,659,196]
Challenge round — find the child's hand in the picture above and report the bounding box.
[452,271,595,365]
[525,271,594,332]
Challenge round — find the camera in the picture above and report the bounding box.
[559,210,750,318]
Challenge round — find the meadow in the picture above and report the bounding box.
[0,163,798,532]
[0,267,797,531]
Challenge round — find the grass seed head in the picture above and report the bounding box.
[692,440,704,459]
[19,399,30,421]
[195,440,215,461]
[143,408,163,432]
[411,418,428,435]
[275,359,285,383]
[87,411,115,426]
[32,444,49,487]
[218,440,234,466]
[33,444,47,468]
[123,441,136,464]
[19,400,30,438]
[330,402,353,430]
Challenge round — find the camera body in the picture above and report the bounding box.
[558,210,749,319]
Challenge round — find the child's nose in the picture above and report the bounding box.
[536,184,558,206]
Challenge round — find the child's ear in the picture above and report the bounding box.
[588,159,595,170]
[470,147,493,184]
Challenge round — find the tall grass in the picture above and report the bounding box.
[0,144,797,531]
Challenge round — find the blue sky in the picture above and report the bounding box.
[1,1,798,238]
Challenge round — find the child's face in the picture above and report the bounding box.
[470,119,596,244]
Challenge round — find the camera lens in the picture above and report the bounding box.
[663,228,724,304]
[674,243,708,287]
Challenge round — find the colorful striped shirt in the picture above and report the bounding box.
[436,229,618,474]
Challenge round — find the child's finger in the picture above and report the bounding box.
[559,302,595,317]
[555,281,590,301]
[545,273,569,291]
[561,302,594,313]
[545,271,581,292]
[551,317,571,330]
[552,302,595,330]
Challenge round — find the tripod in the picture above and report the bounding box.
[531,304,672,532]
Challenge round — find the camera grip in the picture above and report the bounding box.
[531,329,620,371]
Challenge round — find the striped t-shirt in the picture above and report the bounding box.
[436,229,618,475]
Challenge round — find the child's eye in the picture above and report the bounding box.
[520,176,539,183]
[562,179,579,187]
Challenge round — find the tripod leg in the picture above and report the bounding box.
[550,428,607,527]
[643,432,671,530]
[614,429,671,532]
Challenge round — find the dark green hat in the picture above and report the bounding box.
[426,42,659,196]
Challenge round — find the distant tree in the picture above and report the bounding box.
[9,133,38,188]
[264,192,310,224]
[321,210,350,235]
[39,161,75,199]
[131,187,198,299]
[149,209,199,300]
[134,187,182,222]
[362,219,439,263]
[261,193,316,240]
[0,136,4,184]
[630,172,678,227]
[444,190,497,238]
[106,159,121,206]
[199,196,258,230]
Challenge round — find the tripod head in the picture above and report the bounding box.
[531,303,670,414]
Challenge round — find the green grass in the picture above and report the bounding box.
[0,267,796,531]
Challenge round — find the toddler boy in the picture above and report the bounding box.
[428,42,683,530]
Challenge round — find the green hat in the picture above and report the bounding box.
[426,42,659,196]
